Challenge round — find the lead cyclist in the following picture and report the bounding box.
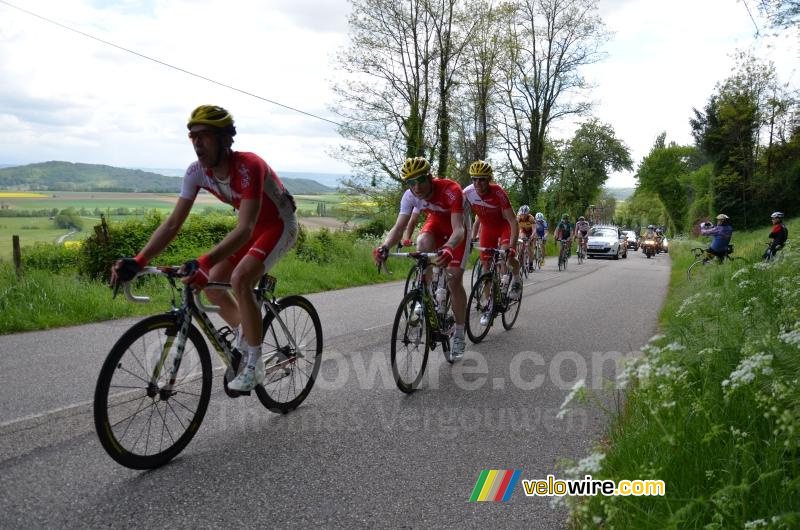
[110,105,298,393]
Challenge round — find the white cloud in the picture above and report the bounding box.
[0,0,796,187]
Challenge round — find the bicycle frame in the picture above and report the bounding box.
[475,247,511,310]
[389,252,451,344]
[123,268,295,393]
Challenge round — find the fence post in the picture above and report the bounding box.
[12,234,22,278]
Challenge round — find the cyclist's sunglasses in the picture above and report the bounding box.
[405,174,430,186]
[470,176,489,183]
[188,130,217,141]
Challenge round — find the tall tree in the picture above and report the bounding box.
[635,133,697,233]
[757,0,800,28]
[426,0,477,179]
[332,0,437,194]
[495,0,609,207]
[559,119,632,216]
[450,0,511,184]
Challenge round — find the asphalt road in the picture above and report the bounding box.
[0,249,670,528]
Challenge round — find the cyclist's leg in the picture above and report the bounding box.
[416,229,438,286]
[204,259,238,326]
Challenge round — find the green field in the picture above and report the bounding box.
[0,191,377,260]
[0,217,87,259]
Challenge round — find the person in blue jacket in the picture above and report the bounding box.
[699,213,733,262]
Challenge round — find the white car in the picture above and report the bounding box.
[586,225,623,260]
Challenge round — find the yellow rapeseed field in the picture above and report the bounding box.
[0,192,48,198]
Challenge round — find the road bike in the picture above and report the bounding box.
[470,240,484,288]
[762,242,783,262]
[517,236,532,278]
[557,239,571,271]
[94,266,323,469]
[385,252,456,393]
[466,247,522,343]
[576,235,586,264]
[686,245,746,281]
[534,238,545,270]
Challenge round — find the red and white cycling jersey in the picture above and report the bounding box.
[179,151,297,266]
[464,182,514,259]
[462,183,512,227]
[179,151,296,225]
[399,178,465,220]
[399,178,470,268]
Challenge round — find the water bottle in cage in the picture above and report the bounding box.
[435,287,447,306]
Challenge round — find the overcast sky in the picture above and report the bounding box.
[0,0,796,187]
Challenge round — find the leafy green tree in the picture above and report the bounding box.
[560,119,632,216]
[757,0,800,28]
[636,133,698,233]
[495,0,609,207]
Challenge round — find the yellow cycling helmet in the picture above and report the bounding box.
[469,160,493,178]
[187,105,236,135]
[400,157,431,181]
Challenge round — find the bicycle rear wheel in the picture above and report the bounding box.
[255,295,323,413]
[466,273,494,343]
[94,314,212,470]
[390,290,430,393]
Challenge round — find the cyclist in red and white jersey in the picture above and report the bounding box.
[373,157,470,362]
[463,160,521,300]
[111,105,298,392]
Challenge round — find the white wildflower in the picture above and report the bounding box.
[752,261,771,270]
[778,328,800,347]
[556,379,585,419]
[661,401,676,409]
[648,333,665,343]
[731,268,748,281]
[737,279,754,289]
[665,342,685,351]
[565,451,606,477]
[744,519,768,529]
[722,353,774,393]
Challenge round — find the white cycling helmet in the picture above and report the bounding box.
[519,205,530,215]
[771,211,784,219]
[535,212,544,221]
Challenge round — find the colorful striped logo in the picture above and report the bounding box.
[469,470,521,501]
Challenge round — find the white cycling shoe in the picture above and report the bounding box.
[228,356,265,392]
[450,336,465,362]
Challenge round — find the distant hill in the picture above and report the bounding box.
[0,161,336,195]
[604,187,635,200]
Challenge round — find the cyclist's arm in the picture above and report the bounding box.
[444,211,465,249]
[382,212,412,250]
[502,207,519,249]
[136,197,194,263]
[202,197,261,267]
[471,216,481,241]
[402,209,421,242]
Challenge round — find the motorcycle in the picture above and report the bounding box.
[642,238,656,258]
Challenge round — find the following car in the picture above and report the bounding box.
[586,225,623,260]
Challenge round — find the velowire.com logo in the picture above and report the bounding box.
[469,470,521,501]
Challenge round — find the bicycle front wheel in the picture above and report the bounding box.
[94,314,212,470]
[255,295,323,413]
[502,282,522,330]
[404,264,421,297]
[470,257,483,288]
[467,273,494,343]
[686,260,703,281]
[390,290,430,393]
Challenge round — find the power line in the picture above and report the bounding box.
[741,0,762,36]
[0,0,345,128]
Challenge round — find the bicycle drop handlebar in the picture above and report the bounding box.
[121,266,234,313]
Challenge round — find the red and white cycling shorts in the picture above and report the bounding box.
[421,214,468,269]
[479,222,511,262]
[227,215,299,272]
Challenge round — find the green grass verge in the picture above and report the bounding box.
[566,219,800,528]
